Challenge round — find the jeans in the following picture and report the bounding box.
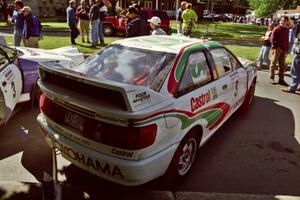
[177,22,182,35]
[289,54,300,91]
[13,28,25,46]
[269,48,287,80]
[91,19,99,46]
[257,45,271,67]
[98,20,104,43]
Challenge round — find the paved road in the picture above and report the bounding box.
[0,70,300,197]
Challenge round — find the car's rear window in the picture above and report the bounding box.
[73,45,175,91]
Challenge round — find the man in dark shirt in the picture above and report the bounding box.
[269,16,289,85]
[7,0,25,46]
[125,4,149,38]
[66,0,79,45]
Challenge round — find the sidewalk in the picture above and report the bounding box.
[1,181,300,200]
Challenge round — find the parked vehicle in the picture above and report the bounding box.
[103,9,171,36]
[37,35,257,186]
[0,44,84,125]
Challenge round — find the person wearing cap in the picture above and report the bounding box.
[176,1,187,35]
[148,16,166,35]
[66,0,79,45]
[7,0,25,46]
[21,6,42,48]
[125,4,149,38]
[182,3,198,37]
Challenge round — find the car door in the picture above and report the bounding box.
[209,47,247,113]
[0,46,22,123]
[173,50,222,135]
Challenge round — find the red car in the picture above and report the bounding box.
[103,9,171,36]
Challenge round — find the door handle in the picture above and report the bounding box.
[222,84,228,90]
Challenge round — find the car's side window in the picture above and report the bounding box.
[210,48,233,77]
[178,51,212,92]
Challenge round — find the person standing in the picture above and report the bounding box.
[66,0,79,45]
[7,0,25,46]
[176,1,187,35]
[182,3,198,37]
[125,4,149,38]
[76,0,90,43]
[21,6,41,48]
[148,16,166,35]
[98,1,108,46]
[269,16,289,85]
[282,33,300,93]
[89,0,100,47]
[256,23,275,69]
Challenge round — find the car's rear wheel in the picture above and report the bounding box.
[103,24,114,36]
[163,130,199,187]
[240,81,256,113]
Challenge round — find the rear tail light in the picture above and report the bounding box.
[99,124,157,150]
[39,93,157,150]
[39,93,64,123]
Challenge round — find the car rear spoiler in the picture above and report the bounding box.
[38,62,167,114]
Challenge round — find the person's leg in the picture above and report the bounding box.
[269,48,280,81]
[13,29,22,46]
[289,55,300,91]
[256,46,264,68]
[91,19,99,47]
[80,20,85,42]
[98,20,104,44]
[83,20,90,43]
[27,37,34,48]
[263,46,271,66]
[278,49,287,83]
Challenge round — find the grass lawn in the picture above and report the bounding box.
[4,21,291,63]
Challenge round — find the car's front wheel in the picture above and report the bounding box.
[103,24,114,36]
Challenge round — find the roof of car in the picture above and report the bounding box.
[112,35,223,54]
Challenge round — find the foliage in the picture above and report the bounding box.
[249,0,300,17]
[248,0,279,17]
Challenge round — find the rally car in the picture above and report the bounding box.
[0,44,84,125]
[37,35,256,186]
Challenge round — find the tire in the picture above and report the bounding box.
[163,130,199,187]
[103,24,114,37]
[240,81,256,113]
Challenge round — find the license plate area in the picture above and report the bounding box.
[64,111,85,131]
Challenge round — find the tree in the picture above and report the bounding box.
[248,0,279,17]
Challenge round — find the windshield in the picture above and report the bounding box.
[0,44,17,71]
[73,45,175,91]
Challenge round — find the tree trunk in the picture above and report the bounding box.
[2,0,8,21]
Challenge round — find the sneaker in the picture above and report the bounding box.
[281,87,295,93]
[270,79,277,84]
[277,80,288,86]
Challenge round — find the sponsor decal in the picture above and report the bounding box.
[132,91,150,104]
[191,90,211,112]
[49,135,124,179]
[4,69,14,83]
[112,148,133,158]
[211,87,218,100]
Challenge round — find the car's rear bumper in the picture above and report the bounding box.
[37,113,177,186]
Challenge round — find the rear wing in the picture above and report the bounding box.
[38,62,167,113]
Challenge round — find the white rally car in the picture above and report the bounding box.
[37,35,256,186]
[0,44,84,125]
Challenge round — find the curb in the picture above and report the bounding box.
[0,181,300,200]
